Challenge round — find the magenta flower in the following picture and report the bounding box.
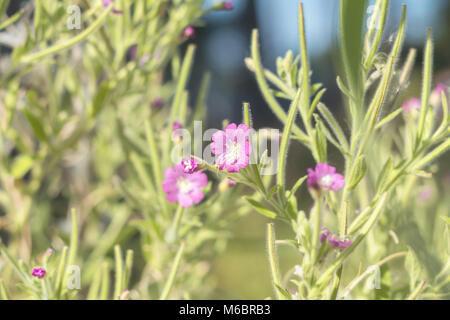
[172,121,183,143]
[162,164,208,207]
[181,157,199,174]
[328,236,352,248]
[222,2,234,10]
[211,123,252,173]
[319,227,351,248]
[31,267,46,278]
[307,163,344,192]
[320,227,330,243]
[172,121,182,131]
[151,98,164,109]
[102,0,123,15]
[402,97,421,115]
[183,26,195,38]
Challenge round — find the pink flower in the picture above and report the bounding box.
[227,179,237,187]
[430,83,448,107]
[222,2,234,10]
[102,0,123,15]
[211,123,252,173]
[328,237,352,248]
[181,157,199,174]
[162,164,208,207]
[320,227,330,243]
[183,26,195,38]
[172,121,182,131]
[31,267,46,278]
[403,98,421,115]
[307,163,344,191]
[319,227,351,248]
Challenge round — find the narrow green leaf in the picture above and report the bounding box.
[21,5,113,63]
[159,242,185,300]
[90,81,111,118]
[0,279,9,300]
[417,28,433,143]
[0,8,24,30]
[11,155,34,179]
[347,155,367,190]
[24,108,48,142]
[339,0,366,96]
[375,107,403,130]
[364,0,389,69]
[375,157,393,193]
[123,250,133,290]
[145,120,169,217]
[277,89,301,204]
[250,29,309,144]
[113,245,123,299]
[169,44,196,126]
[54,246,68,299]
[317,103,349,151]
[100,262,110,300]
[244,196,277,219]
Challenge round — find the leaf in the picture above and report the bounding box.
[313,122,327,162]
[268,185,280,198]
[405,249,422,291]
[416,28,433,143]
[23,108,49,143]
[286,176,307,201]
[244,196,277,219]
[21,5,114,63]
[91,81,112,118]
[296,210,311,251]
[0,8,24,31]
[375,157,393,193]
[11,155,34,179]
[375,108,403,130]
[317,103,349,151]
[347,155,367,190]
[159,242,185,300]
[339,0,366,95]
[277,89,301,203]
[275,284,292,300]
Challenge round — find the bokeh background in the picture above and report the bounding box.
[187,0,450,299]
[4,0,450,299]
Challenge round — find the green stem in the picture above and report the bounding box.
[21,5,113,63]
[159,242,185,300]
[267,223,285,300]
